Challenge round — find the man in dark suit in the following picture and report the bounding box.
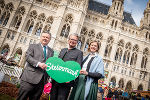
[50,33,83,100]
[17,32,54,100]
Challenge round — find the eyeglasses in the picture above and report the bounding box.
[69,39,78,42]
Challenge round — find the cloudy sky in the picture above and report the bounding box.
[94,0,149,26]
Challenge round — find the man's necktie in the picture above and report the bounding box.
[43,46,46,60]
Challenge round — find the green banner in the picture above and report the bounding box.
[46,57,81,83]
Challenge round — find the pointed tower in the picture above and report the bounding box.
[107,0,124,30]
[142,0,150,29]
[108,0,124,18]
[140,0,150,41]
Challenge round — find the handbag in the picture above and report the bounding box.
[43,78,52,94]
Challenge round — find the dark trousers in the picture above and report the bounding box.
[50,81,71,100]
[16,77,44,100]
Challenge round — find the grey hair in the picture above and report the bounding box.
[42,31,51,38]
[68,33,79,40]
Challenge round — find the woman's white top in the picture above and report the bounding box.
[82,52,96,71]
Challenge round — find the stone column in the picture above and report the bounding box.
[50,2,67,49]
[50,1,67,37]
[69,11,86,35]
[99,39,106,57]
[109,39,118,61]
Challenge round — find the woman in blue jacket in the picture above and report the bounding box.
[69,40,104,100]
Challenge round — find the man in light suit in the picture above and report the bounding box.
[17,32,54,100]
[50,33,83,100]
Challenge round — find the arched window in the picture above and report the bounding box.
[145,32,149,40]
[95,32,103,51]
[145,32,150,42]
[60,14,73,38]
[29,10,37,19]
[23,37,27,43]
[115,48,123,62]
[35,27,42,36]
[137,84,143,91]
[7,31,11,39]
[125,81,132,91]
[84,39,89,51]
[123,42,131,64]
[104,36,114,57]
[115,49,118,60]
[27,19,34,33]
[43,24,51,33]
[33,13,45,36]
[6,31,15,40]
[80,37,85,50]
[13,15,22,29]
[0,0,5,9]
[80,27,88,36]
[24,10,37,34]
[0,11,10,25]
[60,24,70,38]
[46,16,53,24]
[80,27,88,51]
[111,20,114,28]
[37,13,46,22]
[20,36,24,43]
[115,21,118,28]
[12,6,25,29]
[130,44,139,66]
[83,30,95,52]
[77,40,82,50]
[0,3,13,26]
[141,48,149,69]
[118,78,124,88]
[34,22,43,36]
[88,30,95,38]
[25,19,34,34]
[130,53,137,65]
[0,1,5,23]
[11,33,15,40]
[96,32,103,40]
[43,16,53,33]
[115,40,124,62]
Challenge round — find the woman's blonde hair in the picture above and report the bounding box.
[88,40,100,52]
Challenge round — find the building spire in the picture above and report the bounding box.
[146,0,150,9]
[108,0,124,18]
[142,0,150,28]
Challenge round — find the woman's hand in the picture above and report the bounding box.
[80,70,88,75]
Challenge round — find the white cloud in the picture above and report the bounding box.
[132,8,144,26]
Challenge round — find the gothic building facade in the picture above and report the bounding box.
[0,0,150,91]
